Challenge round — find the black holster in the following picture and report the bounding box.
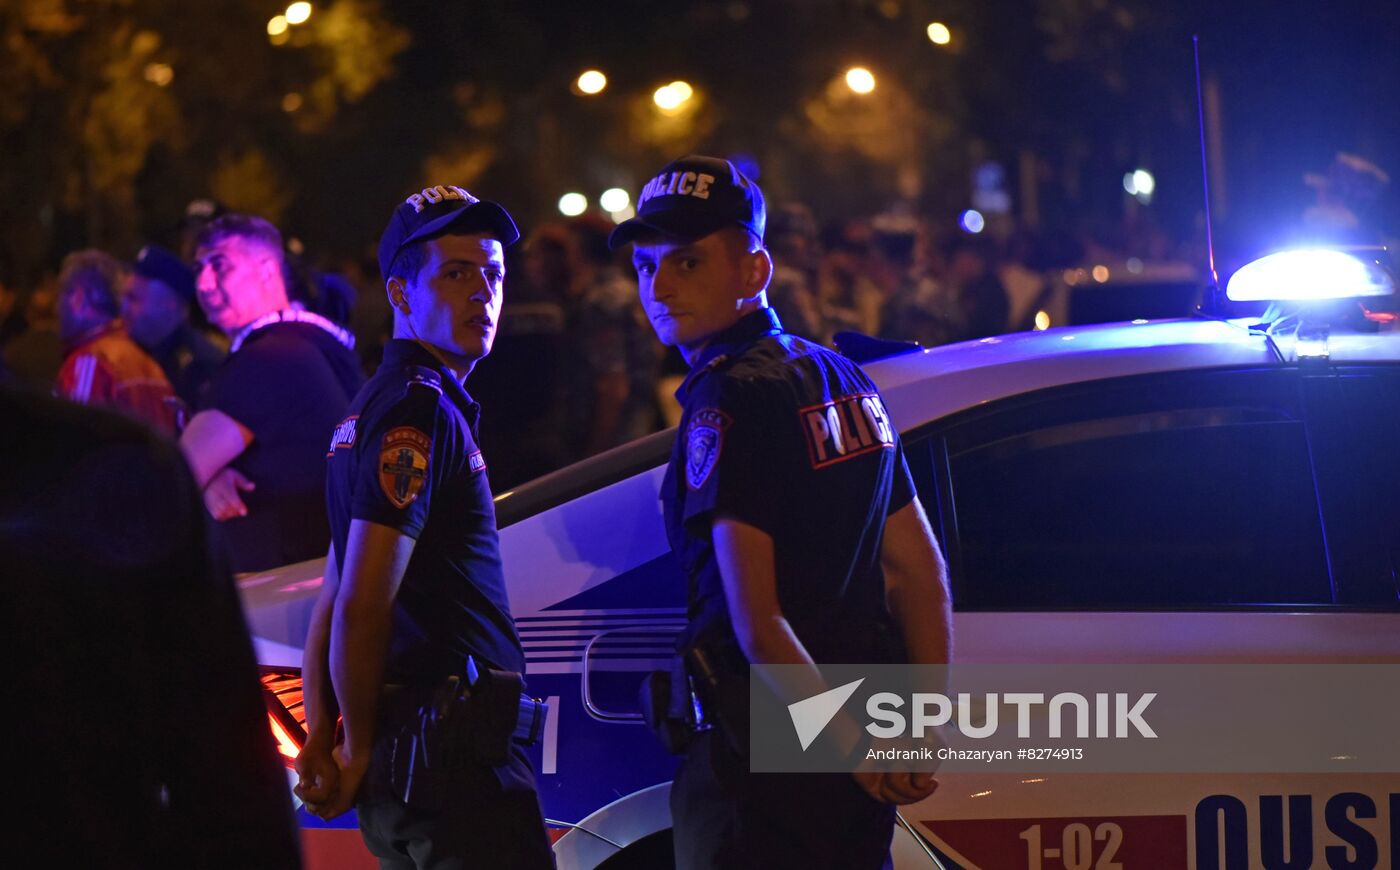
[685,639,749,758]
[638,638,750,758]
[385,657,548,809]
[638,656,698,755]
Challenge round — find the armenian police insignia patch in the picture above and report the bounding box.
[685,408,730,491]
[379,426,431,508]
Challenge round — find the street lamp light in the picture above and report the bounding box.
[844,67,876,95]
[558,193,588,217]
[653,86,682,110]
[285,2,313,25]
[267,15,289,36]
[927,22,952,45]
[653,80,694,111]
[599,188,630,213]
[144,63,174,87]
[1123,168,1156,204]
[576,70,607,95]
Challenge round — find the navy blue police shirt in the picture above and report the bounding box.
[663,308,916,666]
[325,339,525,684]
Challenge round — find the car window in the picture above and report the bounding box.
[933,369,1332,610]
[1300,366,1400,607]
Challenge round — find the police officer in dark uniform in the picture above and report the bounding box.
[296,185,555,869]
[611,156,953,870]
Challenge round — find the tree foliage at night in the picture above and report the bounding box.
[1,0,1395,282]
[0,0,406,279]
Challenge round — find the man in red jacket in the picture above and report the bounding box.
[55,249,178,435]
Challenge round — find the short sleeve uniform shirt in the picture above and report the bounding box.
[325,339,525,683]
[663,309,915,665]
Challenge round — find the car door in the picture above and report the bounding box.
[897,365,1400,869]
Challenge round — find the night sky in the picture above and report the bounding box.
[4,0,1398,280]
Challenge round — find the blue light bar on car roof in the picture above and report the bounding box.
[1226,249,1395,303]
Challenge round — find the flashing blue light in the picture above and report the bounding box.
[1225,249,1395,303]
[959,209,985,234]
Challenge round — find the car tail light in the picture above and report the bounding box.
[260,668,307,768]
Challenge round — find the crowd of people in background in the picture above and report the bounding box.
[2,151,1390,494]
[1,194,1180,492]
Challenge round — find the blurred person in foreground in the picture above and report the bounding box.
[55,249,178,435]
[123,244,225,411]
[612,156,952,870]
[180,213,363,573]
[2,385,301,868]
[296,184,554,867]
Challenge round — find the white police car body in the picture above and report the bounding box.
[242,249,1400,868]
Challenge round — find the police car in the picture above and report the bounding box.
[241,247,1399,869]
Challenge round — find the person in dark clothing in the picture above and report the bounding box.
[180,213,363,574]
[124,244,225,411]
[2,386,302,869]
[569,215,662,456]
[297,184,554,869]
[943,235,1010,342]
[2,280,64,390]
[611,156,953,870]
[469,225,571,486]
[764,202,824,342]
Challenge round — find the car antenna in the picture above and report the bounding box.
[1193,35,1224,313]
[1188,37,1285,359]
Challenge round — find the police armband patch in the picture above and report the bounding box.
[800,393,895,469]
[468,450,486,475]
[685,408,731,491]
[379,426,431,508]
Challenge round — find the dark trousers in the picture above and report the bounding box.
[671,730,895,870]
[357,727,556,870]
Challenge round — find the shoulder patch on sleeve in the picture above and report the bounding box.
[326,414,359,457]
[685,407,731,491]
[379,426,431,508]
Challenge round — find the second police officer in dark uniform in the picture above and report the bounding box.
[296,185,555,869]
[611,157,954,870]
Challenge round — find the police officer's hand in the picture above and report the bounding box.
[293,742,340,814]
[852,770,939,805]
[203,467,255,521]
[310,744,370,821]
